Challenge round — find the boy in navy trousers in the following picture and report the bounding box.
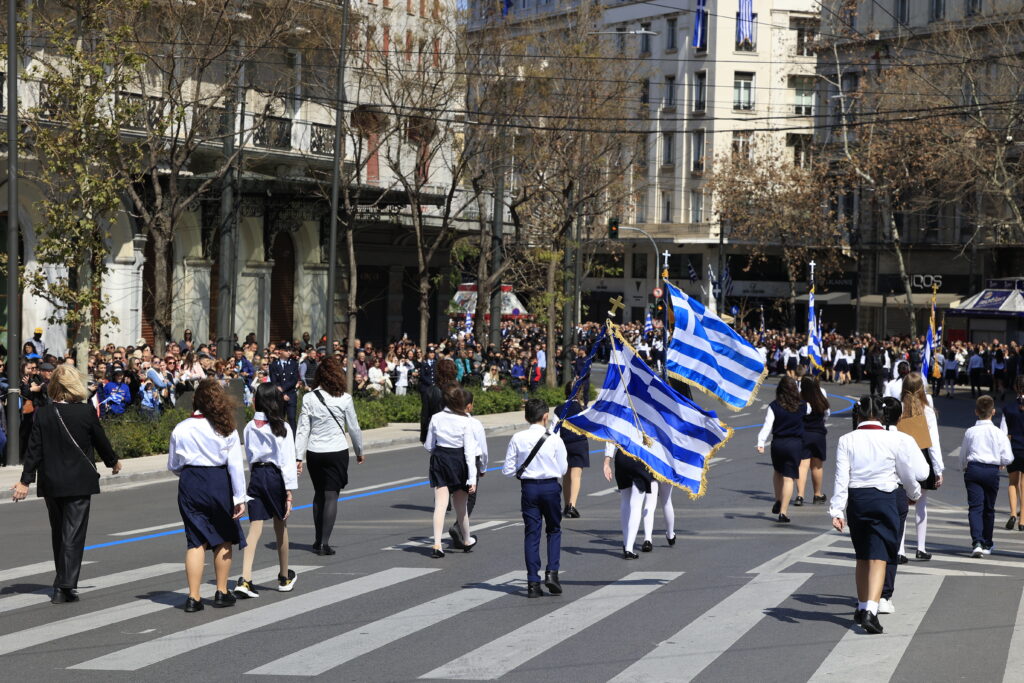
[960,395,1014,557]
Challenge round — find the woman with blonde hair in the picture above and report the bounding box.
[897,372,943,561]
[11,365,120,604]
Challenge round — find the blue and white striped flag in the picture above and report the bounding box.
[464,310,473,334]
[564,329,732,497]
[808,286,822,370]
[722,262,734,296]
[664,280,767,411]
[644,310,654,335]
[692,0,707,48]
[738,0,754,45]
[922,291,937,376]
[687,259,699,283]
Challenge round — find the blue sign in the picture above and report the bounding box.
[730,305,739,316]
[973,290,1011,310]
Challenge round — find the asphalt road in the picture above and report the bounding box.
[2,380,1022,682]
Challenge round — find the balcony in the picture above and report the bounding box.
[253,115,293,150]
[309,123,336,156]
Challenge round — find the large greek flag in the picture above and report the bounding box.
[563,329,731,498]
[808,286,822,370]
[664,280,767,411]
[738,0,754,45]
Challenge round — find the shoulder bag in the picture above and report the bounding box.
[515,432,551,480]
[53,404,99,478]
[313,389,348,436]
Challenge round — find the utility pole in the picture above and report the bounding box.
[488,165,504,350]
[717,221,726,313]
[216,47,239,360]
[5,0,21,466]
[561,206,580,385]
[326,0,351,355]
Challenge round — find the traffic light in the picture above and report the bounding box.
[654,299,665,316]
[608,217,620,240]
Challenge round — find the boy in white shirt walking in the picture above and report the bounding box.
[961,395,1015,557]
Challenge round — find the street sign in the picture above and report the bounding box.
[652,287,663,298]
[730,305,739,316]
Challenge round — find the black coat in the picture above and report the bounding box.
[20,402,118,498]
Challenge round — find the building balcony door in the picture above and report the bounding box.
[269,231,296,345]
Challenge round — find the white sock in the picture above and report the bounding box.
[857,601,867,611]
[866,600,879,615]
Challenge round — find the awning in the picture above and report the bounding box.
[950,289,1024,317]
[794,292,852,305]
[851,293,961,309]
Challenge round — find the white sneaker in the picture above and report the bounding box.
[878,598,895,614]
[982,545,993,556]
[971,544,984,558]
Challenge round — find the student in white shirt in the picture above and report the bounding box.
[448,388,488,549]
[960,394,1014,557]
[234,384,299,599]
[883,361,910,400]
[503,398,568,597]
[829,395,925,635]
[425,384,480,558]
[167,379,248,613]
[896,373,943,562]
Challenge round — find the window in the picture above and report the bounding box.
[666,17,677,50]
[640,23,651,54]
[664,76,676,107]
[693,71,707,112]
[694,7,708,51]
[840,3,857,28]
[690,129,705,173]
[788,133,812,168]
[792,18,816,56]
[616,27,627,53]
[662,131,675,165]
[637,133,649,166]
[929,0,944,21]
[406,30,413,62]
[662,192,673,223]
[735,12,757,51]
[732,130,751,160]
[635,192,647,223]
[964,0,981,16]
[433,38,440,68]
[407,0,413,13]
[733,72,754,110]
[640,78,650,104]
[632,252,649,278]
[841,72,860,124]
[690,190,704,223]
[793,76,815,116]
[383,26,391,57]
[895,0,909,24]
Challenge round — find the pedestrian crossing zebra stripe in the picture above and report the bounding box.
[0,563,180,615]
[0,565,320,657]
[609,572,812,683]
[246,571,523,677]
[795,555,1009,578]
[1003,583,1024,683]
[381,520,510,551]
[69,567,438,671]
[420,571,682,681]
[0,560,95,583]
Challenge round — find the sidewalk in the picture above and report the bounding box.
[0,409,528,503]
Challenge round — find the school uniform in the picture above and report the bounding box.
[960,419,1014,552]
[167,414,248,550]
[425,409,480,492]
[757,400,806,479]
[503,424,568,588]
[464,414,488,518]
[783,348,798,372]
[802,390,830,462]
[243,413,298,521]
[555,401,591,470]
[1000,398,1024,474]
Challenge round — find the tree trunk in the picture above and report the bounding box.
[545,253,558,389]
[345,220,358,392]
[418,270,431,354]
[474,221,491,348]
[150,223,173,355]
[881,196,917,333]
[788,275,797,333]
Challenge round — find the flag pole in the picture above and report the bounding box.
[661,250,670,380]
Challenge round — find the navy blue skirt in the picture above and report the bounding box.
[178,466,246,550]
[835,359,849,372]
[802,431,827,461]
[566,441,591,469]
[430,445,470,492]
[615,449,653,493]
[770,437,803,478]
[1009,448,1024,474]
[847,487,900,561]
[247,463,287,521]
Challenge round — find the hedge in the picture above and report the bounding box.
[104,385,590,458]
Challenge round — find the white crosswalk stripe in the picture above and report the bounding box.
[421,571,681,680]
[247,571,522,677]
[381,520,508,550]
[0,560,95,583]
[1003,583,1024,683]
[69,567,437,671]
[0,563,180,615]
[0,565,320,657]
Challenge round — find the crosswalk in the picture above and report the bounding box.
[4,524,1024,681]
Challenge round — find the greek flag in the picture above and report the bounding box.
[464,310,473,334]
[644,310,654,335]
[563,329,732,497]
[692,0,707,48]
[688,259,699,283]
[722,262,734,296]
[664,280,767,411]
[738,0,754,45]
[808,286,822,369]
[922,294,937,376]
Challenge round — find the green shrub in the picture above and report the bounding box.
[104,406,191,459]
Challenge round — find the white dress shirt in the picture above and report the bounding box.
[828,422,927,520]
[244,412,299,490]
[295,390,363,460]
[923,405,944,476]
[425,409,481,486]
[168,415,248,505]
[468,414,489,472]
[503,424,568,480]
[960,419,1014,470]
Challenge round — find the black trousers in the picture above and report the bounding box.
[870,373,887,396]
[45,495,92,590]
[882,489,909,599]
[283,394,297,431]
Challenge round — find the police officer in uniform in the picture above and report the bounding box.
[270,342,300,431]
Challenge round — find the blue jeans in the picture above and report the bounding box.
[965,463,1000,548]
[521,478,562,583]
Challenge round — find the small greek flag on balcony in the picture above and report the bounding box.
[738,0,755,45]
[692,0,708,48]
[688,259,699,283]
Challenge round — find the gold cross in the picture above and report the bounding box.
[608,295,626,319]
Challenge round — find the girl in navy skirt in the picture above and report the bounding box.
[234,384,299,599]
[167,379,247,613]
[603,442,656,558]
[555,382,590,518]
[756,377,805,523]
[795,376,830,506]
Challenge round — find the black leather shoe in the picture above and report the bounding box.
[565,505,580,519]
[853,609,865,626]
[184,596,204,613]
[777,514,791,523]
[641,540,654,553]
[623,548,639,559]
[51,589,68,605]
[63,588,79,603]
[1008,516,1018,530]
[1018,524,1024,532]
[311,542,321,554]
[667,534,677,547]
[449,524,465,549]
[813,495,827,504]
[212,590,237,608]
[898,554,909,565]
[463,537,478,553]
[916,550,932,561]
[318,545,336,556]
[794,496,804,507]
[544,571,562,595]
[527,582,544,598]
[771,500,782,515]
[862,611,884,634]
[431,546,445,559]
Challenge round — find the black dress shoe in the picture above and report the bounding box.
[667,534,676,547]
[794,496,804,507]
[623,548,639,559]
[527,582,544,598]
[853,609,865,626]
[916,550,932,561]
[565,505,580,519]
[777,514,791,523]
[51,589,68,605]
[318,545,336,556]
[63,589,79,603]
[311,542,321,554]
[898,554,909,565]
[431,546,445,559]
[212,590,237,608]
[813,495,827,504]
[641,540,654,553]
[544,571,562,595]
[1018,524,1024,532]
[771,500,782,515]
[1008,516,1018,530]
[463,537,478,553]
[449,524,465,548]
[184,596,204,613]
[861,611,884,634]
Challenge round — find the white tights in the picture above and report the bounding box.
[643,482,676,540]
[898,490,929,555]
[620,485,645,551]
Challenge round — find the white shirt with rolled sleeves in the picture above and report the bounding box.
[425,409,481,486]
[244,412,299,490]
[828,422,928,520]
[922,405,944,476]
[467,414,488,473]
[960,419,1014,471]
[295,390,363,460]
[167,415,248,506]
[503,424,568,480]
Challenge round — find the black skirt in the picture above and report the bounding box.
[802,431,827,462]
[1009,449,1024,474]
[307,449,349,492]
[566,441,591,469]
[247,463,287,521]
[614,449,653,493]
[429,445,470,492]
[177,466,246,550]
[847,487,900,561]
[770,437,803,478]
